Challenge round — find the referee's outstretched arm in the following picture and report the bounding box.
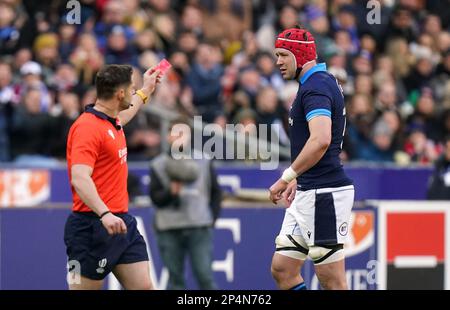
[118,68,161,126]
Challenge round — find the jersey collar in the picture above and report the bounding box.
[299,62,327,84]
[85,104,122,130]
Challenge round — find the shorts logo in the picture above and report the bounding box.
[288,117,293,126]
[96,258,107,274]
[339,222,348,236]
[307,231,311,239]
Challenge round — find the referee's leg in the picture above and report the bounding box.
[69,274,104,290]
[113,261,153,290]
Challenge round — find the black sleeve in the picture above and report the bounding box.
[149,167,177,207]
[209,161,222,221]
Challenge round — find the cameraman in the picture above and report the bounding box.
[149,121,222,289]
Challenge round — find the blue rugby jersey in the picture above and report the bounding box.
[289,63,353,190]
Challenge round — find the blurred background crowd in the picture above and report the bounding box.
[0,0,449,166]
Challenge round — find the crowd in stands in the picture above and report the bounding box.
[0,0,449,166]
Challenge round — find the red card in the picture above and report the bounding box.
[152,58,172,76]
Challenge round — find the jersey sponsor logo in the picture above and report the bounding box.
[118,147,128,164]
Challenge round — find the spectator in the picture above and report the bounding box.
[0,0,448,166]
[179,4,204,37]
[375,81,398,112]
[16,61,52,112]
[0,62,13,162]
[150,121,222,289]
[404,124,440,165]
[177,31,200,62]
[153,14,177,56]
[33,32,60,82]
[49,91,80,159]
[406,88,441,142]
[386,6,419,43]
[10,87,55,165]
[359,119,395,162]
[0,62,14,104]
[69,33,104,85]
[187,43,224,123]
[105,25,138,66]
[0,2,20,55]
[256,51,284,91]
[58,21,77,63]
[332,4,359,53]
[93,0,135,52]
[427,135,450,200]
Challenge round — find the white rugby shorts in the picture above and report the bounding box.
[279,185,355,246]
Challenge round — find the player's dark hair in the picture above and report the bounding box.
[95,64,133,100]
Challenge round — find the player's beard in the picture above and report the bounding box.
[119,96,132,111]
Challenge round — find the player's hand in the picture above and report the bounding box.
[101,213,127,235]
[170,181,182,195]
[269,178,288,204]
[283,179,297,207]
[141,68,161,97]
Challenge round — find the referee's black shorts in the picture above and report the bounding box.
[64,212,149,280]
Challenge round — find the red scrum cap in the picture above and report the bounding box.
[275,26,316,69]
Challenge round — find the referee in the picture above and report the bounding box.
[64,64,160,289]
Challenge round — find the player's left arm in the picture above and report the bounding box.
[118,68,161,126]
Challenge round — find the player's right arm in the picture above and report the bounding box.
[269,117,331,204]
[69,123,126,235]
[270,90,332,204]
[71,164,127,235]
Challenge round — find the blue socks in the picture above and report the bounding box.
[290,282,307,290]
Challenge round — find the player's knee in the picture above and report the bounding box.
[272,235,307,283]
[271,257,291,283]
[132,281,153,290]
[270,262,287,283]
[141,281,154,290]
[124,278,154,290]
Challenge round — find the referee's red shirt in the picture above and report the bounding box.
[66,105,128,213]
